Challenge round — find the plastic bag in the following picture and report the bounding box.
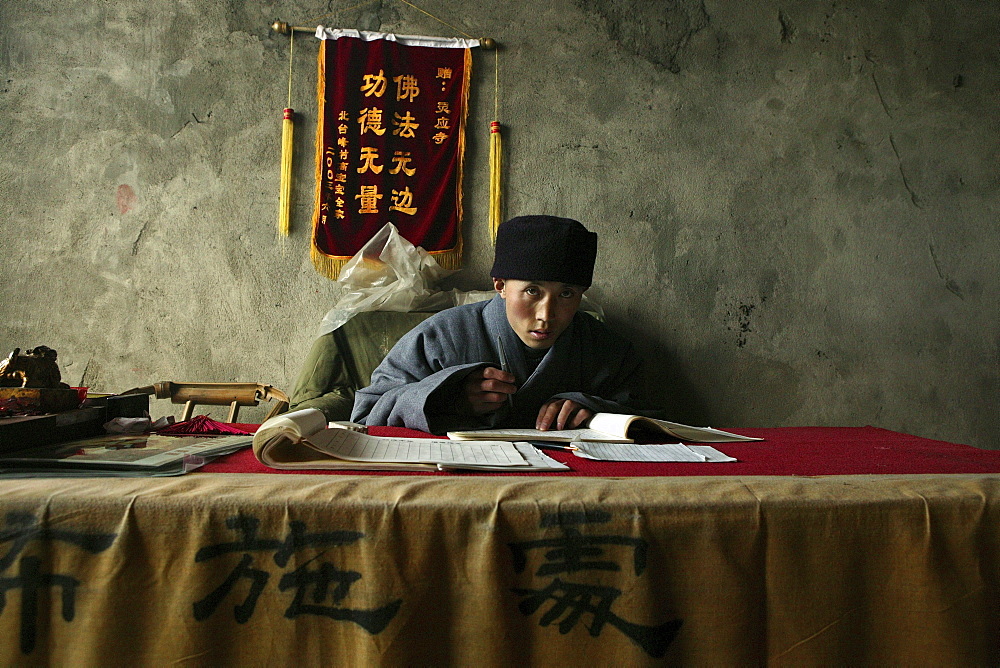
[317,223,494,336]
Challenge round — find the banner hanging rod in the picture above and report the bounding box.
[270,20,496,49]
[270,22,314,35]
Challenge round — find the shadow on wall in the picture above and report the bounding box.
[626,328,711,425]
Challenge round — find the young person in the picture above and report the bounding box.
[351,215,658,434]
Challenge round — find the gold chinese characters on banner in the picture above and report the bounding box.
[312,29,476,278]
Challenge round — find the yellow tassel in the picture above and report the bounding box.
[489,120,502,241]
[278,108,294,236]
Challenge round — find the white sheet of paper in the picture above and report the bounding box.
[309,428,530,467]
[449,427,630,442]
[513,442,570,471]
[688,445,738,462]
[573,442,709,462]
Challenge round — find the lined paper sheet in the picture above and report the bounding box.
[687,445,738,463]
[449,427,630,443]
[508,442,570,471]
[310,428,530,467]
[573,442,730,462]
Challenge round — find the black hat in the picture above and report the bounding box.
[490,215,598,287]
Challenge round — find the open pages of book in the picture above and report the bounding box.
[449,413,761,445]
[448,426,632,443]
[588,414,763,443]
[572,442,737,463]
[253,409,568,471]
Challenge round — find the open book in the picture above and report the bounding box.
[448,413,763,444]
[253,409,568,472]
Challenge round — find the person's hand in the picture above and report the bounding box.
[459,366,517,415]
[536,399,592,431]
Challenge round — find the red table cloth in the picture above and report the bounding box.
[199,425,1000,477]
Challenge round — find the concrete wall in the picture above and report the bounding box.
[2,0,997,446]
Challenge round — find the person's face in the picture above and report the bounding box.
[493,278,585,349]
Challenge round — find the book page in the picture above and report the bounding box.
[585,413,636,438]
[448,427,631,443]
[309,428,530,467]
[254,408,329,447]
[513,442,570,470]
[437,442,570,472]
[688,445,738,462]
[573,442,706,462]
[651,419,763,442]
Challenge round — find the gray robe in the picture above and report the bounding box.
[351,295,657,434]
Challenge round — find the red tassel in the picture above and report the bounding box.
[156,414,254,436]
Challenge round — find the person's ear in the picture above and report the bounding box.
[492,277,506,297]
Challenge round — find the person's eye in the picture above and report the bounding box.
[525,287,539,296]
[560,289,576,298]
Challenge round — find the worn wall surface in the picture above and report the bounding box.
[1,1,997,446]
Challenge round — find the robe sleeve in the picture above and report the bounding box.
[350,320,494,433]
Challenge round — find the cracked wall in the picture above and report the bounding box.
[1,0,997,447]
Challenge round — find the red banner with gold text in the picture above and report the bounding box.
[312,29,474,278]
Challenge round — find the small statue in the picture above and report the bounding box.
[0,346,70,388]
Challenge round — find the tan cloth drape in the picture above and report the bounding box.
[2,473,999,665]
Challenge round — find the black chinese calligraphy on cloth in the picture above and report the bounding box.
[0,511,116,654]
[509,510,683,659]
[312,29,474,279]
[193,515,401,633]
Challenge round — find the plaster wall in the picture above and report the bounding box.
[1,0,997,447]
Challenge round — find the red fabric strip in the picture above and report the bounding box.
[199,425,1000,477]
